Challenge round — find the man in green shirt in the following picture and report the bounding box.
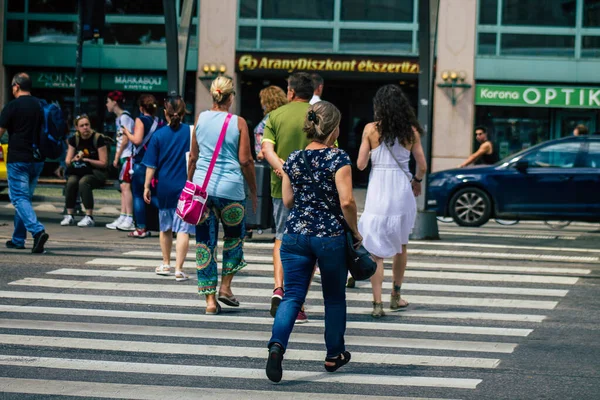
[262,72,312,323]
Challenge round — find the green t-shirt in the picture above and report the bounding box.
[262,101,311,198]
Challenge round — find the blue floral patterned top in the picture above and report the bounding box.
[283,148,352,237]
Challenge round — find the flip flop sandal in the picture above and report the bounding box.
[175,271,189,282]
[128,229,151,238]
[155,264,171,276]
[206,303,221,315]
[218,293,240,307]
[324,351,351,373]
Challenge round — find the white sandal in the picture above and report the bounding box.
[175,271,189,282]
[155,264,171,276]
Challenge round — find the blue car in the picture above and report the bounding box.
[427,135,600,227]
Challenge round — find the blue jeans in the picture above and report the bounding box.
[269,233,347,358]
[7,162,45,246]
[131,162,158,229]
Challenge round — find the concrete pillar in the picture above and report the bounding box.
[0,0,7,108]
[431,0,477,172]
[195,0,238,118]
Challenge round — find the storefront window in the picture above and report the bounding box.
[341,0,414,22]
[479,0,498,25]
[502,0,576,26]
[28,21,77,44]
[106,0,163,15]
[103,24,166,46]
[339,30,412,53]
[582,36,600,57]
[501,34,575,57]
[476,106,551,160]
[238,26,257,49]
[7,0,25,12]
[261,27,333,51]
[583,0,600,27]
[28,0,77,13]
[240,0,258,18]
[478,33,497,55]
[262,0,334,20]
[6,20,25,42]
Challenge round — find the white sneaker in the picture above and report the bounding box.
[77,216,95,227]
[106,216,124,230]
[60,215,75,226]
[116,219,136,231]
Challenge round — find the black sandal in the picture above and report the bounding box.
[324,351,351,372]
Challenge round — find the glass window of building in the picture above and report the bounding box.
[103,24,166,46]
[261,27,333,51]
[501,34,575,57]
[584,0,600,27]
[582,36,600,57]
[7,0,25,12]
[341,0,414,22]
[502,0,576,26]
[238,26,257,49]
[478,33,497,55]
[240,0,258,18]
[479,0,498,24]
[262,0,334,20]
[339,30,412,53]
[6,20,25,42]
[28,21,77,44]
[106,0,163,15]
[28,0,77,13]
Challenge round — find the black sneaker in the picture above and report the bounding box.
[5,240,25,250]
[265,343,284,383]
[32,231,49,254]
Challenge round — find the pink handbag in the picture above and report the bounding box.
[176,113,233,225]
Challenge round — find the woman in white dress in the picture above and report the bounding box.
[357,84,427,318]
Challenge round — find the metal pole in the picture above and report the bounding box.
[74,0,84,115]
[178,0,195,96]
[411,0,440,240]
[163,0,179,97]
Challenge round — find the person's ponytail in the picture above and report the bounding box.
[170,113,182,130]
[164,96,187,131]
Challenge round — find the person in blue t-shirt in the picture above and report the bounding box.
[142,96,195,281]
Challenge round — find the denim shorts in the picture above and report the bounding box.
[159,208,196,234]
[272,198,290,241]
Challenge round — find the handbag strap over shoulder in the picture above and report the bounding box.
[201,113,233,192]
[384,141,413,181]
[300,150,351,233]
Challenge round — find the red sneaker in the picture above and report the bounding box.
[295,310,308,324]
[270,287,284,317]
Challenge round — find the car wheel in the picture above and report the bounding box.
[449,187,492,227]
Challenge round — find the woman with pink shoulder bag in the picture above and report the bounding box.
[187,76,258,315]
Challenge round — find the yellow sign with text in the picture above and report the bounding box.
[237,54,419,75]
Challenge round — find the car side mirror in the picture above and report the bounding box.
[515,160,529,173]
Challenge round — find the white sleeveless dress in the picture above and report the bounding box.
[358,140,417,258]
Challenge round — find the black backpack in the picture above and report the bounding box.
[37,100,67,159]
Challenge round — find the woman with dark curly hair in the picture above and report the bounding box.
[356,84,427,318]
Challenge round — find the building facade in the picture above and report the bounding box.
[2,0,600,177]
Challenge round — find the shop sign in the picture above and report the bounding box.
[236,52,419,75]
[101,74,168,91]
[31,72,98,90]
[476,84,600,109]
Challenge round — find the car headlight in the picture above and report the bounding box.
[429,178,447,187]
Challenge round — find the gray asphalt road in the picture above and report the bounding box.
[0,208,599,400]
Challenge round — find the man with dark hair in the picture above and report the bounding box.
[261,72,312,323]
[310,73,324,105]
[573,124,589,136]
[459,126,497,167]
[0,72,49,253]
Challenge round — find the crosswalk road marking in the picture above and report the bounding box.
[0,241,580,398]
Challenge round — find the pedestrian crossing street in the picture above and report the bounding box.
[0,239,593,400]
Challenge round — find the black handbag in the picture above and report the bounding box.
[301,151,377,281]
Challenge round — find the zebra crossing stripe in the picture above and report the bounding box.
[0,305,534,337]
[85,258,581,284]
[0,377,464,399]
[0,291,546,322]
[0,319,518,353]
[0,334,501,368]
[8,278,560,310]
[45,269,570,297]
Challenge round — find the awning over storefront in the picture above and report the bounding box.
[476,84,600,109]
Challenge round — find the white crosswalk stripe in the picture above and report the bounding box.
[0,240,582,399]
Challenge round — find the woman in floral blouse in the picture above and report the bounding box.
[265,101,361,382]
[253,86,288,160]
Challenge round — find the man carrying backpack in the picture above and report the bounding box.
[0,72,49,253]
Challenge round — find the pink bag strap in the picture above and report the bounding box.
[201,113,233,192]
